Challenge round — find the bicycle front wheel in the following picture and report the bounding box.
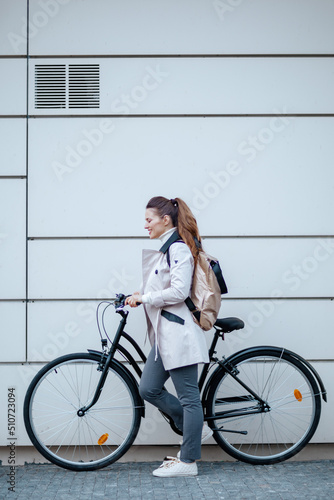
[205,347,321,465]
[24,352,143,471]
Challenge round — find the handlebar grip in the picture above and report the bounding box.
[114,294,142,308]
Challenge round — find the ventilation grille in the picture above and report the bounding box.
[68,65,100,108]
[35,65,66,109]
[35,64,100,109]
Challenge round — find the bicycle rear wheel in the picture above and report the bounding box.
[205,347,321,465]
[24,352,143,471]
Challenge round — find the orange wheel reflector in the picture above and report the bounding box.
[98,433,109,445]
[294,389,303,402]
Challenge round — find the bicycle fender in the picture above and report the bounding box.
[214,346,327,403]
[277,346,327,403]
[87,349,145,416]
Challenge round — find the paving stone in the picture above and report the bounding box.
[1,461,334,499]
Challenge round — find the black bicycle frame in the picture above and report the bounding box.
[79,307,131,414]
[79,306,268,420]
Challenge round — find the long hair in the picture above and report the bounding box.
[146,196,202,265]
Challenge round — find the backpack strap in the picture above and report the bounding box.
[185,297,201,322]
[159,230,182,254]
[160,231,203,264]
[160,230,202,320]
[159,230,184,267]
[194,236,202,250]
[210,261,228,295]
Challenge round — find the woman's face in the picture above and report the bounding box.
[145,208,172,239]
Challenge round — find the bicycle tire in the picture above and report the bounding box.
[24,352,143,471]
[205,347,321,465]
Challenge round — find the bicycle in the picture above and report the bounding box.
[24,294,327,471]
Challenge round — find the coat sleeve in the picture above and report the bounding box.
[149,243,194,308]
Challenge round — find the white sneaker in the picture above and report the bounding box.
[162,456,178,465]
[153,458,198,477]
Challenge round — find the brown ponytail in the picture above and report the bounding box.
[146,196,202,265]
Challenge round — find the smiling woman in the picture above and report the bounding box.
[145,206,174,240]
[125,196,211,477]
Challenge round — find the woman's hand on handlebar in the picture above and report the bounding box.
[125,292,142,308]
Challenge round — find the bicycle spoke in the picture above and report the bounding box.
[206,348,321,464]
[24,354,142,470]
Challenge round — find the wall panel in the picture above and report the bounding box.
[0,302,26,362]
[0,0,27,56]
[27,300,148,361]
[28,57,334,116]
[0,119,26,176]
[0,180,26,299]
[28,237,334,299]
[308,362,333,443]
[214,299,334,360]
[28,0,334,55]
[28,117,334,237]
[28,238,144,299]
[204,237,334,299]
[26,298,334,361]
[0,364,32,446]
[0,60,26,115]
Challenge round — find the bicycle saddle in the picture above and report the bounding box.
[214,317,244,333]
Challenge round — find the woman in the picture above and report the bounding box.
[125,196,211,477]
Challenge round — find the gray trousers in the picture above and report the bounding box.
[139,346,203,462]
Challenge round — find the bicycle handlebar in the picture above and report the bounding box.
[113,293,128,308]
[114,293,142,309]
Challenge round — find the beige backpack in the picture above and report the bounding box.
[160,231,228,331]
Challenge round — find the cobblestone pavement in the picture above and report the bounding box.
[1,460,334,500]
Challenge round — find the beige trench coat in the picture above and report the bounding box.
[141,241,209,371]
